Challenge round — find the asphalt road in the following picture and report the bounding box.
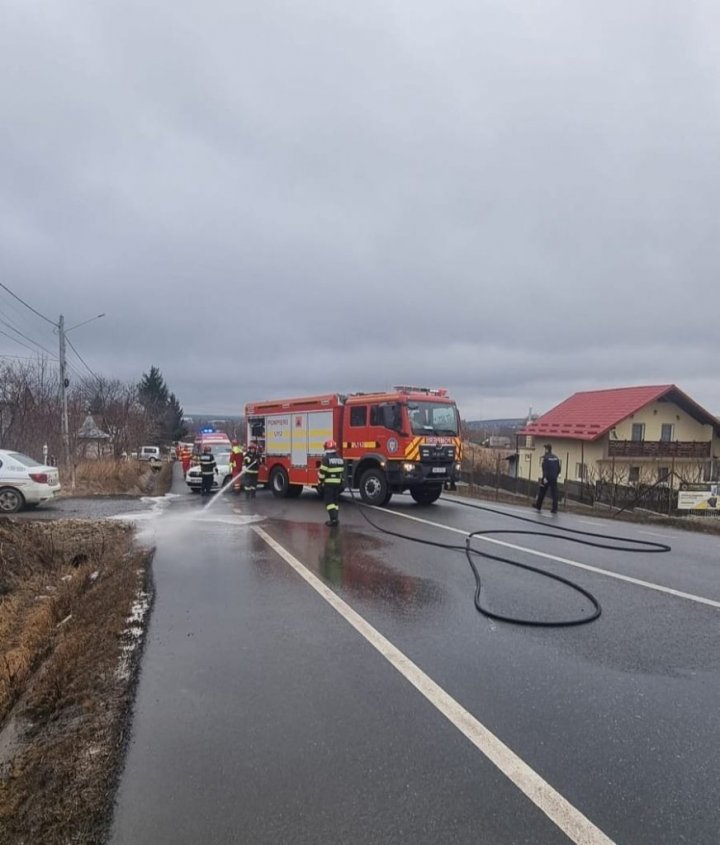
[109,466,720,844]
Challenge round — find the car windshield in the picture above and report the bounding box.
[8,451,43,468]
[407,402,459,436]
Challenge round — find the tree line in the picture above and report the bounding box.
[0,360,186,462]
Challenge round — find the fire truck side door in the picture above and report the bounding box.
[291,413,308,467]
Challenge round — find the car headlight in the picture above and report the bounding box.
[403,462,415,472]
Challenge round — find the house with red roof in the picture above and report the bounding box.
[519,385,720,485]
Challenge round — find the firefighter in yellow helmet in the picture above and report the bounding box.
[318,439,344,526]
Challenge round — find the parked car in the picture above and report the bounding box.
[138,446,161,462]
[0,450,61,513]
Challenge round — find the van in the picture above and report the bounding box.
[138,446,161,462]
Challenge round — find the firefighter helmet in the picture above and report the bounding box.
[324,439,337,451]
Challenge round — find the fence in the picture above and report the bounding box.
[460,464,719,517]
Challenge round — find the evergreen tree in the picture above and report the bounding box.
[167,392,187,441]
[138,366,184,442]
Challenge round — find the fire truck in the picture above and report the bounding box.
[244,386,462,505]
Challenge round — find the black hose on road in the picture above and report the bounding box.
[347,491,671,628]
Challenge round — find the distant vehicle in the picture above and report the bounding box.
[185,445,233,494]
[193,429,232,456]
[138,446,161,462]
[0,449,61,513]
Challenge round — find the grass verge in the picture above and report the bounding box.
[60,459,174,497]
[0,519,152,843]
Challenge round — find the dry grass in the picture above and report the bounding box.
[59,458,173,496]
[462,442,511,473]
[0,519,152,843]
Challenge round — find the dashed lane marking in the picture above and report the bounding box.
[254,525,616,845]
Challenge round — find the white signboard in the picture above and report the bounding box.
[678,486,719,510]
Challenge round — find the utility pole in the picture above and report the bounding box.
[58,314,71,471]
[57,312,104,488]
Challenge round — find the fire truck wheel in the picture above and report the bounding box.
[383,491,393,505]
[287,484,303,498]
[270,466,290,498]
[359,468,388,505]
[410,484,443,505]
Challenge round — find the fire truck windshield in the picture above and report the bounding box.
[407,402,459,436]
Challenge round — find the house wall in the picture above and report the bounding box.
[518,439,605,482]
[612,400,714,442]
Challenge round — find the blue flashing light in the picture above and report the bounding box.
[201,427,215,433]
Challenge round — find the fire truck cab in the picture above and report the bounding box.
[245,386,462,505]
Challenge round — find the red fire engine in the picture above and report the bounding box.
[244,386,462,505]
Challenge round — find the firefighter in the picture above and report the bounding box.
[229,441,244,491]
[318,439,344,526]
[242,443,260,499]
[199,445,217,497]
[180,445,192,478]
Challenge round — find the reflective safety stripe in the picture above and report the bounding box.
[326,503,339,511]
[323,478,342,484]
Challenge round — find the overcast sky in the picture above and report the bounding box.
[2,0,719,420]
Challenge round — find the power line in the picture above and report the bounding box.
[0,314,59,360]
[66,335,100,381]
[0,327,45,356]
[0,281,56,327]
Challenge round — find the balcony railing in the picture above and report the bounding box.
[608,440,711,459]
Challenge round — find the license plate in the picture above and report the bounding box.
[432,467,446,474]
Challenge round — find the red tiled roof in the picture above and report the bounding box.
[520,385,707,441]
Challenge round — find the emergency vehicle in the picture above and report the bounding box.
[184,429,233,493]
[245,387,462,505]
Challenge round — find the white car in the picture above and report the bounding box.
[138,446,162,462]
[0,450,61,513]
[185,450,233,493]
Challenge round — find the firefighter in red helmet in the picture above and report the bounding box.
[318,439,344,526]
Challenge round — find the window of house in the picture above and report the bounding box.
[703,461,718,482]
[660,423,673,442]
[657,466,670,483]
[628,466,640,483]
[350,406,366,427]
[575,462,588,481]
[631,423,645,441]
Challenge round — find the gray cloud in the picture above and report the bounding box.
[2,0,719,420]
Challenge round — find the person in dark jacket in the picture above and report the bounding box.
[242,443,261,499]
[318,440,344,526]
[199,445,217,497]
[534,443,561,513]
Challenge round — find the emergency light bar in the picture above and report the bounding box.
[393,386,448,396]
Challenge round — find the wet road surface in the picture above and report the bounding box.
[109,467,720,844]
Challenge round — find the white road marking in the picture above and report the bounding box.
[638,530,668,538]
[368,508,720,611]
[254,525,616,845]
